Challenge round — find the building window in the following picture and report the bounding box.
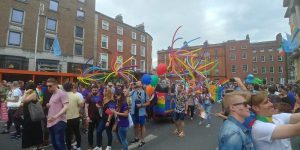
[230,46,235,50]
[253,67,258,74]
[241,45,247,49]
[231,65,236,73]
[278,56,284,61]
[131,58,136,71]
[101,35,108,49]
[17,0,28,3]
[117,39,123,52]
[116,56,123,67]
[268,48,273,52]
[140,46,145,57]
[270,66,274,73]
[75,43,83,56]
[260,55,265,62]
[260,49,265,52]
[279,66,283,73]
[46,18,57,32]
[75,26,83,38]
[215,68,219,75]
[230,52,236,60]
[242,64,248,72]
[132,32,136,40]
[261,67,266,74]
[131,44,136,55]
[242,52,247,59]
[76,10,85,19]
[102,20,109,30]
[252,50,257,53]
[78,0,86,3]
[49,0,59,12]
[99,53,108,69]
[8,31,21,46]
[270,77,274,82]
[140,60,145,72]
[252,56,257,62]
[117,26,123,35]
[269,55,274,61]
[214,49,218,58]
[141,35,145,42]
[44,37,54,51]
[11,8,24,24]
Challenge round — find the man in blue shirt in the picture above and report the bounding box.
[219,92,254,150]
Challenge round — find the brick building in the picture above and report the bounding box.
[0,0,96,73]
[157,34,287,84]
[96,12,153,73]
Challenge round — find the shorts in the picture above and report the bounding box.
[132,114,146,126]
[173,112,185,121]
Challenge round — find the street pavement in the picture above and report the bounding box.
[0,103,222,150]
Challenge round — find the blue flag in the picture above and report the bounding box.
[53,36,61,56]
[282,33,298,53]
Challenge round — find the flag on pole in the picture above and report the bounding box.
[52,36,61,56]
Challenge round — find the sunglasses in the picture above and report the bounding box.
[47,85,53,88]
[232,101,248,107]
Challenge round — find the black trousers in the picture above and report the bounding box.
[66,117,81,150]
[188,105,195,118]
[7,108,22,135]
[88,117,100,147]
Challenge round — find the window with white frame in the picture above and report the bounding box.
[8,31,22,46]
[270,77,274,82]
[49,0,59,12]
[75,43,83,56]
[101,35,108,49]
[141,35,145,42]
[131,44,136,55]
[117,26,123,35]
[242,52,247,59]
[252,50,257,53]
[76,9,85,19]
[230,52,236,60]
[242,64,248,72]
[132,32,136,40]
[117,39,123,52]
[260,55,265,62]
[252,56,257,62]
[46,18,57,32]
[78,0,86,3]
[260,49,265,52]
[231,65,236,73]
[230,46,235,50]
[11,8,24,24]
[261,67,266,74]
[44,37,54,51]
[253,67,258,74]
[279,66,283,73]
[241,45,247,49]
[75,26,84,38]
[116,56,123,67]
[140,46,145,57]
[278,56,284,61]
[131,58,136,71]
[270,66,274,73]
[140,60,145,72]
[99,53,108,69]
[268,48,273,52]
[269,55,274,61]
[102,20,109,30]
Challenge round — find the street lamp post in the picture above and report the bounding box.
[34,3,44,71]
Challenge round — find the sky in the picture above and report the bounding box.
[95,0,290,68]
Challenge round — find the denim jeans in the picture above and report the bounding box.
[117,127,128,150]
[204,104,212,124]
[96,120,113,147]
[49,121,67,150]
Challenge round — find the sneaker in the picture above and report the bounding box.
[93,146,102,150]
[190,117,193,120]
[206,124,211,128]
[138,141,145,148]
[105,146,111,150]
[130,138,139,144]
[72,146,81,150]
[71,142,77,146]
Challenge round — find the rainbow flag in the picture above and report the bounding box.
[153,92,175,115]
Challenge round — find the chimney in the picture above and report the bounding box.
[136,23,145,31]
[246,34,250,41]
[115,14,123,23]
[276,33,282,43]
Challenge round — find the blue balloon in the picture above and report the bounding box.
[246,74,254,84]
[141,74,152,85]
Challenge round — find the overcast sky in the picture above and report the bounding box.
[95,0,290,67]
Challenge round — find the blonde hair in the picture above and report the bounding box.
[104,87,113,100]
[223,91,251,113]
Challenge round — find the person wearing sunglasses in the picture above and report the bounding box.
[218,91,254,150]
[251,91,300,150]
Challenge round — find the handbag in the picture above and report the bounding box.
[128,114,134,128]
[28,101,45,122]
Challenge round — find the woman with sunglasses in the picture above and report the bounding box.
[110,91,129,150]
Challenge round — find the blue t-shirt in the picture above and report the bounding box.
[243,111,256,129]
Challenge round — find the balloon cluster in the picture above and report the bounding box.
[245,74,263,85]
[141,74,160,96]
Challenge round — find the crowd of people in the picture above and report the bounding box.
[0,77,299,150]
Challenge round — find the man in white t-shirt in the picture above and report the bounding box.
[250,92,300,150]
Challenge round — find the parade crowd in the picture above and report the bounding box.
[0,77,299,150]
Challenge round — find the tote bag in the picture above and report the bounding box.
[28,101,45,122]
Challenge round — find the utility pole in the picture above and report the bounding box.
[34,3,44,71]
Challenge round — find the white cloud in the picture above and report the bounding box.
[95,0,289,68]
